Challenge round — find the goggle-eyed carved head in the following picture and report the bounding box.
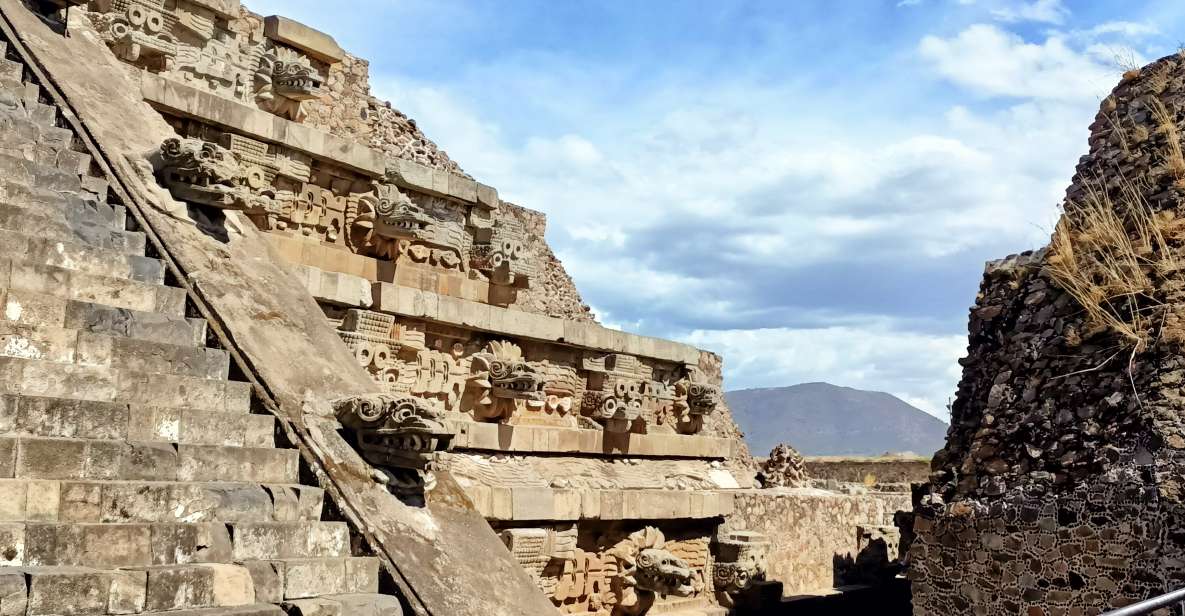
[356,186,435,241]
[633,548,696,597]
[686,382,721,416]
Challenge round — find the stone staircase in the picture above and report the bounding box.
[0,39,403,616]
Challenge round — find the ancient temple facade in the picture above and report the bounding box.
[0,1,921,614]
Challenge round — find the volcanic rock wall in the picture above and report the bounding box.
[911,53,1185,616]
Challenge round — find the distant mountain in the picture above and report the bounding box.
[726,382,949,457]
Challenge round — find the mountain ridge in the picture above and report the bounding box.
[726,382,949,457]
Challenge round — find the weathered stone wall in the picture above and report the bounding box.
[806,456,930,489]
[912,53,1185,615]
[78,0,594,322]
[499,201,594,322]
[727,489,910,596]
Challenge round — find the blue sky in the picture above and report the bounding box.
[247,0,1185,419]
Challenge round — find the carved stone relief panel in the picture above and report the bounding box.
[87,0,333,122]
[325,308,719,435]
[498,525,711,616]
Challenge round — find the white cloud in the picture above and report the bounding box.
[683,324,967,419]
[990,0,1070,24]
[1080,21,1160,39]
[919,24,1125,102]
[365,8,1158,423]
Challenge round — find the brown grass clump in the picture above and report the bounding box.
[1150,98,1185,181]
[1046,176,1177,351]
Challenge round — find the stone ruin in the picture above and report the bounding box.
[756,444,809,489]
[0,1,926,614]
[909,53,1185,615]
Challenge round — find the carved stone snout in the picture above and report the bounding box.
[334,394,454,471]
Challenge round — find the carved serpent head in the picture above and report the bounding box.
[632,547,696,597]
[157,137,257,209]
[334,394,454,471]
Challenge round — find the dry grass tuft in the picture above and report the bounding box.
[1046,175,1176,351]
[1150,98,1185,181]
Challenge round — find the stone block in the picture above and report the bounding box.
[203,563,256,607]
[580,490,601,520]
[510,487,555,521]
[600,490,624,520]
[344,558,380,593]
[476,183,499,209]
[489,487,513,520]
[60,482,102,523]
[296,487,324,521]
[25,567,111,616]
[142,564,215,611]
[107,569,146,615]
[448,174,478,203]
[263,16,345,64]
[0,482,25,521]
[178,445,298,483]
[0,571,26,616]
[0,524,23,565]
[231,522,349,560]
[127,406,181,443]
[149,523,233,565]
[266,485,299,522]
[116,442,180,481]
[329,594,404,616]
[282,558,345,599]
[15,397,128,441]
[283,597,342,616]
[553,489,581,520]
[17,437,87,479]
[25,481,59,522]
[242,560,284,604]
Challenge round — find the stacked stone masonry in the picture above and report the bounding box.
[0,1,927,614]
[0,25,402,615]
[912,54,1185,616]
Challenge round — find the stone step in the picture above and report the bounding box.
[132,563,257,613]
[0,229,164,284]
[0,177,122,227]
[0,58,22,85]
[0,356,252,412]
[0,394,271,445]
[2,261,182,316]
[139,606,285,616]
[282,593,403,616]
[5,522,233,568]
[0,522,350,571]
[0,201,145,256]
[0,124,90,177]
[0,564,283,616]
[0,323,228,379]
[0,149,82,196]
[0,478,322,524]
[242,557,380,601]
[3,288,206,348]
[230,522,350,560]
[0,436,298,483]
